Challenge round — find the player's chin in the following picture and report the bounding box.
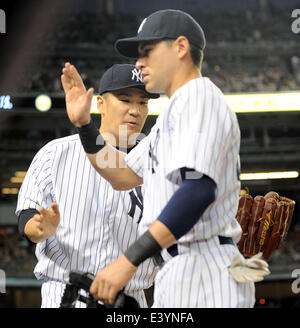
[143,79,153,91]
[126,123,142,134]
[145,81,162,94]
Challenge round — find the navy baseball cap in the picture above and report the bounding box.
[99,64,159,98]
[115,9,206,58]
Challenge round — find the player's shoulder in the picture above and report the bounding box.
[46,134,80,147]
[196,77,233,112]
[42,134,79,149]
[171,77,226,112]
[34,134,80,159]
[195,76,224,98]
[172,77,219,101]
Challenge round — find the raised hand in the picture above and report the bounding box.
[61,62,94,127]
[24,203,60,243]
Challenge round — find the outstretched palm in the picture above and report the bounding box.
[61,62,94,127]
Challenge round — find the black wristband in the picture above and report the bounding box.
[77,121,105,154]
[124,230,162,267]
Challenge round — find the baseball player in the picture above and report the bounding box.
[15,64,159,308]
[63,10,269,308]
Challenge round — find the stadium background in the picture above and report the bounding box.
[0,0,299,308]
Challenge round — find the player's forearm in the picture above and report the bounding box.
[77,121,142,190]
[148,220,176,249]
[123,221,175,268]
[86,144,142,190]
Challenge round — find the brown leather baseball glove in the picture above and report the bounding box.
[236,191,295,259]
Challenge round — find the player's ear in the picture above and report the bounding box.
[97,95,105,115]
[174,36,190,60]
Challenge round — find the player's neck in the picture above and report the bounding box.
[99,126,136,150]
[167,66,201,97]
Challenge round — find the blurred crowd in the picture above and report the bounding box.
[0,227,37,278]
[12,9,300,94]
[14,54,299,95]
[204,55,299,93]
[268,231,300,268]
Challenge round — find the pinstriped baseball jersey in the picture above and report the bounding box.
[126,77,242,243]
[16,134,156,307]
[125,77,255,308]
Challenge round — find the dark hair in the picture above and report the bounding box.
[190,43,204,69]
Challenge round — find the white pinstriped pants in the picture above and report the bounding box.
[152,235,256,308]
[40,279,148,308]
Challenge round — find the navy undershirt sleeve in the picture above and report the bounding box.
[18,208,39,244]
[157,169,216,240]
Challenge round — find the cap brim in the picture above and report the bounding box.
[114,36,164,58]
[101,84,160,99]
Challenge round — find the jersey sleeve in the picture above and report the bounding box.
[15,143,56,216]
[166,81,239,186]
[125,133,152,178]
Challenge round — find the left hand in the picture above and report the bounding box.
[24,203,60,243]
[61,62,94,127]
[90,255,137,306]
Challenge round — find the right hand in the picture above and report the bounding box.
[61,62,94,127]
[24,203,60,243]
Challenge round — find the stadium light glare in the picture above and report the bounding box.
[10,177,24,184]
[90,92,300,115]
[225,92,300,113]
[240,171,299,180]
[2,188,19,195]
[35,94,52,112]
[14,171,27,178]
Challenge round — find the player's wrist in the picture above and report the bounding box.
[77,120,106,154]
[24,218,34,239]
[24,219,44,243]
[124,230,162,267]
[119,254,139,271]
[74,118,91,128]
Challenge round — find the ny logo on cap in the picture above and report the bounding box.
[131,68,143,83]
[137,18,147,34]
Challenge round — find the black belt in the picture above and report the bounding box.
[153,236,234,266]
[218,235,235,246]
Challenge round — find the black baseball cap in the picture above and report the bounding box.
[115,9,206,58]
[99,64,159,98]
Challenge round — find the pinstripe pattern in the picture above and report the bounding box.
[126,77,242,242]
[16,134,156,307]
[152,236,255,308]
[41,279,149,308]
[126,77,255,307]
